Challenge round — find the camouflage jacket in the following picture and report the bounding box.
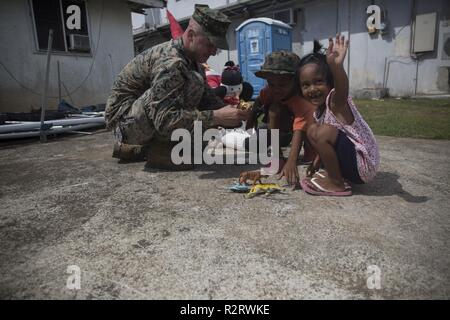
[105,38,224,138]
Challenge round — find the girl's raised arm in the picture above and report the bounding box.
[327,34,350,114]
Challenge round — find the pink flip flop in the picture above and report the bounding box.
[313,170,352,187]
[300,177,352,196]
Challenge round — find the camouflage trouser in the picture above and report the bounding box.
[113,70,206,147]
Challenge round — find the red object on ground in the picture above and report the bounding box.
[167,10,184,39]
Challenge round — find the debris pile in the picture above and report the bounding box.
[0,100,106,140]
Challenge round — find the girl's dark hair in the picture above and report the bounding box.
[297,40,334,89]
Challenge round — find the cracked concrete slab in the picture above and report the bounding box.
[0,131,449,299]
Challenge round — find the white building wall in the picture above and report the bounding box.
[0,0,134,112]
[140,0,449,97]
[299,0,450,96]
[208,17,246,72]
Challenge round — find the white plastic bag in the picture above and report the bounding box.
[220,121,255,151]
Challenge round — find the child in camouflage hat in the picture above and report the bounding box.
[242,51,317,187]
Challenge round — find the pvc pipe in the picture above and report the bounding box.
[0,117,105,134]
[0,123,104,140]
[67,112,104,118]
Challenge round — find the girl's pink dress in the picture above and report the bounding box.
[314,89,380,183]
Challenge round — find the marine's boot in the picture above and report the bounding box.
[145,140,194,171]
[112,142,146,162]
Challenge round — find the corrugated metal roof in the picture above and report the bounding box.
[127,0,166,14]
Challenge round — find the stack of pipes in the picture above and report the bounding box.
[0,114,105,140]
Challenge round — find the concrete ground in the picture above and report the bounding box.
[0,130,449,299]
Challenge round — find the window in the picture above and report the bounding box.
[272,8,297,25]
[30,0,91,53]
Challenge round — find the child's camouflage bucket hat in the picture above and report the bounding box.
[254,51,301,79]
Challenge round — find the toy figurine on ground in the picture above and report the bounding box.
[227,180,285,199]
[239,170,268,185]
[245,183,284,199]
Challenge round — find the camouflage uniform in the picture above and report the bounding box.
[105,5,230,160]
[106,38,224,146]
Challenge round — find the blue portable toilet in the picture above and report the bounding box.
[236,18,293,99]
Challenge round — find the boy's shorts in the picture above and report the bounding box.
[335,130,364,184]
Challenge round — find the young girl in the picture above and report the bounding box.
[299,35,380,196]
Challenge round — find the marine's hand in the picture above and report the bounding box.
[213,105,250,127]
